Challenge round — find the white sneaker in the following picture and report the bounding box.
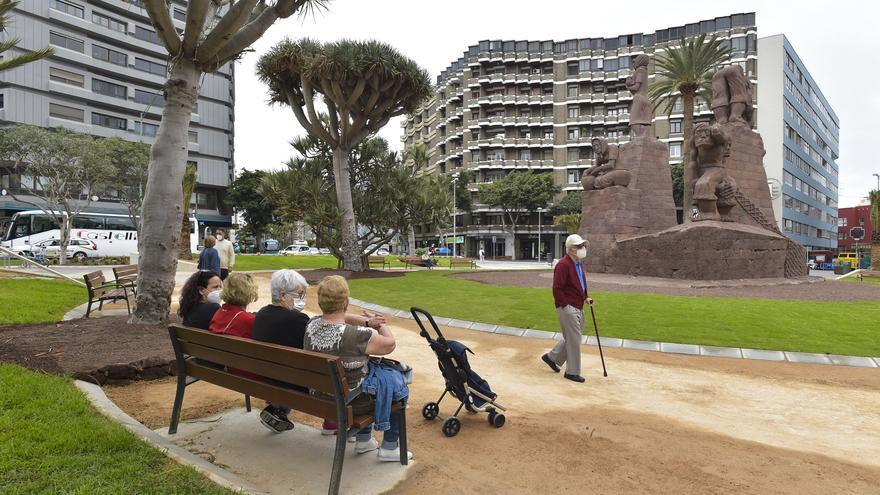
[378,446,414,462]
[355,437,379,454]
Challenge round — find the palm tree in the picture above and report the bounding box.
[258,39,432,270]
[870,189,880,271]
[648,34,730,222]
[0,0,53,72]
[404,143,430,252]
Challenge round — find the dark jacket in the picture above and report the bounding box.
[197,247,221,276]
[552,254,588,309]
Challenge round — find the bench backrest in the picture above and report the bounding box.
[113,264,138,279]
[83,271,109,296]
[451,257,474,263]
[167,324,354,424]
[367,256,386,262]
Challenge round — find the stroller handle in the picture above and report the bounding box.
[410,306,446,342]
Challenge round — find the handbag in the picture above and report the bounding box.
[370,356,413,385]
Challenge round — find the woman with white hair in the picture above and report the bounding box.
[252,269,388,434]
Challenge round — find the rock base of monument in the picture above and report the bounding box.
[605,221,790,280]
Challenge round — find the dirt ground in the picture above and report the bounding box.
[452,270,880,301]
[106,291,880,494]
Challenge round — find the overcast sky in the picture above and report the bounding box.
[233,0,879,208]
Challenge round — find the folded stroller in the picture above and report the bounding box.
[411,307,507,437]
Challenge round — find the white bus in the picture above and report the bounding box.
[1,210,199,258]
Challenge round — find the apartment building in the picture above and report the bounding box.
[402,13,837,259]
[757,34,839,252]
[0,0,235,236]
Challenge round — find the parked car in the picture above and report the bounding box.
[39,239,98,260]
[318,248,330,255]
[280,245,312,256]
[309,247,320,255]
[9,238,55,257]
[807,260,817,270]
[434,247,451,256]
[376,248,390,256]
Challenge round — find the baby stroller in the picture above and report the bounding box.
[411,307,507,437]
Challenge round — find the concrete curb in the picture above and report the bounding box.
[74,380,265,495]
[348,298,879,369]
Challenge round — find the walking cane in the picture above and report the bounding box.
[585,276,608,377]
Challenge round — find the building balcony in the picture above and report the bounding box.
[471,159,555,169]
[473,137,554,148]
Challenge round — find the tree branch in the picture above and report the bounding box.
[325,99,340,142]
[301,81,336,144]
[182,0,211,58]
[197,0,259,63]
[143,0,182,55]
[213,0,305,67]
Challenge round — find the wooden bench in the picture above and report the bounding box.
[856,270,880,282]
[112,264,138,295]
[398,256,428,270]
[83,270,132,317]
[449,257,478,269]
[167,325,408,495]
[367,256,390,270]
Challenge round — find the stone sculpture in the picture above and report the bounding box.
[711,64,754,126]
[688,122,737,222]
[581,138,630,190]
[625,54,652,137]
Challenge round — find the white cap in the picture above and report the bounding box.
[565,234,588,249]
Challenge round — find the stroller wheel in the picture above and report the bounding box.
[491,413,506,428]
[442,417,461,437]
[422,402,440,420]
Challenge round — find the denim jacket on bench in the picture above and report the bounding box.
[361,361,409,431]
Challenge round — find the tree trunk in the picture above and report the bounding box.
[872,233,880,271]
[255,231,263,254]
[681,92,695,223]
[178,164,198,260]
[58,215,70,265]
[133,60,201,324]
[407,225,416,255]
[332,147,363,270]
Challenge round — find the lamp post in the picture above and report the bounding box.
[451,173,459,257]
[537,207,543,261]
[873,173,879,191]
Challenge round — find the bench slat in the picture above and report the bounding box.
[180,341,338,394]
[171,326,342,378]
[186,362,349,424]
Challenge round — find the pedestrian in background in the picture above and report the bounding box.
[215,228,236,280]
[197,235,221,277]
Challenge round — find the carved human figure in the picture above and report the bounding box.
[582,137,631,190]
[687,122,737,221]
[711,64,754,126]
[625,54,652,137]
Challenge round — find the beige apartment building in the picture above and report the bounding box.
[401,13,758,260]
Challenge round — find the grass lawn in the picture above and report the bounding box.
[233,254,463,271]
[0,278,84,325]
[348,271,880,357]
[0,363,232,494]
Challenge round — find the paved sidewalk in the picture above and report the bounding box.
[350,297,880,369]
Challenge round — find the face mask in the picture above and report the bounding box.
[216,235,223,241]
[293,298,306,312]
[206,289,222,304]
[576,247,587,259]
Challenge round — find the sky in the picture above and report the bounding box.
[233,0,880,208]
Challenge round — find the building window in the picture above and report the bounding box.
[134,89,165,107]
[188,130,198,143]
[92,78,127,99]
[568,127,580,141]
[567,148,580,163]
[49,31,84,52]
[92,12,127,32]
[567,169,581,184]
[133,121,158,137]
[543,129,553,139]
[49,103,84,122]
[50,0,84,18]
[194,190,217,210]
[519,149,531,160]
[173,8,186,21]
[567,105,579,119]
[670,120,682,134]
[134,26,162,45]
[567,84,578,97]
[93,44,128,67]
[92,112,127,130]
[0,94,3,109]
[669,143,682,158]
[133,57,166,76]
[49,67,84,87]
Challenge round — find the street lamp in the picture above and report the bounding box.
[873,173,879,191]
[451,173,459,257]
[537,207,543,261]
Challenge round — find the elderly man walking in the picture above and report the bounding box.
[541,234,592,383]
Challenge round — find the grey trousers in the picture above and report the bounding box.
[548,305,583,375]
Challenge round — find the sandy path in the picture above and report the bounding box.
[107,281,880,494]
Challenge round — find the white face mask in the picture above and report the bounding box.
[206,289,222,304]
[216,235,223,241]
[576,247,587,259]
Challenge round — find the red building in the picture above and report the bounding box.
[836,205,874,253]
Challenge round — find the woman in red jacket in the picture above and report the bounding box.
[541,234,593,383]
[209,272,258,338]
